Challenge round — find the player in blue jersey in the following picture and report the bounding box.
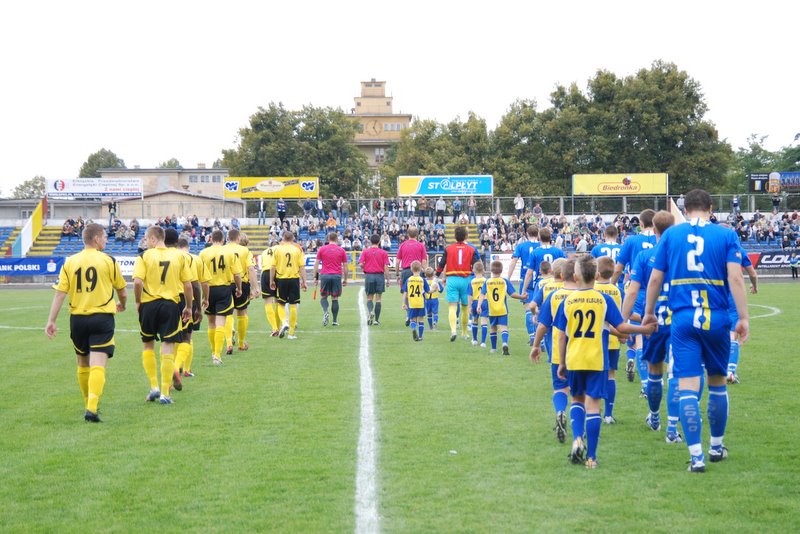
[591,225,622,264]
[612,209,657,394]
[508,225,540,343]
[643,189,749,473]
[521,228,566,304]
[623,210,675,436]
[726,243,758,384]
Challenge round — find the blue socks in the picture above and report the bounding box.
[586,413,601,460]
[553,390,568,414]
[570,402,585,441]
[525,310,535,343]
[427,313,434,329]
[604,378,616,418]
[708,385,728,449]
[636,348,647,389]
[728,340,739,375]
[679,389,703,460]
[481,324,488,344]
[647,374,663,415]
[418,322,424,339]
[667,376,680,435]
[472,319,478,341]
[501,330,509,346]
[490,332,497,350]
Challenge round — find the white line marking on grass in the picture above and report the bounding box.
[355,288,379,534]
[749,304,781,319]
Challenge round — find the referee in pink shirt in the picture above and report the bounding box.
[396,226,428,287]
[313,231,348,327]
[359,234,391,326]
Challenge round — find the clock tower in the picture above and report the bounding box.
[350,79,412,169]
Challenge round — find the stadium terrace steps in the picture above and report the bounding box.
[26,226,62,256]
[444,223,478,244]
[1,227,20,255]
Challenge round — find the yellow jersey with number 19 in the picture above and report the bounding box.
[55,249,126,315]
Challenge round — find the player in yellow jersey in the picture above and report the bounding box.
[260,240,280,336]
[133,226,194,404]
[423,267,443,330]
[270,231,307,339]
[199,229,243,364]
[553,255,653,468]
[224,229,259,353]
[530,258,575,443]
[401,260,430,341]
[593,256,624,424]
[477,260,525,355]
[174,237,209,380]
[467,262,489,348]
[46,223,127,423]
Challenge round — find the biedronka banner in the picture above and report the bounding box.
[223,177,319,199]
[572,173,668,196]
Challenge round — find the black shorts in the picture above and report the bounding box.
[276,277,301,305]
[139,300,183,343]
[365,273,386,295]
[206,285,234,316]
[178,293,202,332]
[261,271,276,299]
[70,313,115,357]
[319,274,343,297]
[234,281,251,309]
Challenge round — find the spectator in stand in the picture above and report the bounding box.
[340,197,351,224]
[468,196,477,224]
[405,197,417,222]
[276,198,286,223]
[514,194,525,217]
[772,194,781,214]
[731,195,740,215]
[342,236,353,251]
[499,237,512,252]
[417,197,428,223]
[532,203,543,220]
[231,217,240,230]
[576,234,589,253]
[137,234,147,254]
[452,197,462,223]
[436,196,446,221]
[677,194,686,215]
[380,233,392,251]
[129,219,140,235]
[325,212,337,229]
[353,237,363,252]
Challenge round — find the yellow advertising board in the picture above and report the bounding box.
[223,177,319,199]
[572,173,668,196]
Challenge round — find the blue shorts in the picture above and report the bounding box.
[642,327,670,364]
[471,300,489,318]
[551,363,568,390]
[489,315,508,327]
[445,276,470,305]
[608,349,620,371]
[406,307,425,320]
[568,369,608,399]
[426,299,440,316]
[670,309,731,378]
[728,308,738,332]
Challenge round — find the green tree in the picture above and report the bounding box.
[79,148,125,177]
[157,158,182,169]
[221,103,368,197]
[12,176,45,199]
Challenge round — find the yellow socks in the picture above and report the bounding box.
[237,315,249,347]
[265,302,278,332]
[224,315,234,347]
[86,366,106,413]
[77,366,90,407]
[185,339,194,373]
[175,342,191,372]
[142,349,158,389]
[449,305,458,335]
[160,353,175,396]
[461,305,469,336]
[277,303,287,326]
[207,326,215,353]
[214,327,225,358]
[288,306,297,335]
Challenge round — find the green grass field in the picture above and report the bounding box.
[1,282,798,532]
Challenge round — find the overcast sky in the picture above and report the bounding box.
[0,0,796,194]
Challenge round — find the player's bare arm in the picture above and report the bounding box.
[45,290,68,339]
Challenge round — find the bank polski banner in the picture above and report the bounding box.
[223,177,319,199]
[572,173,668,196]
[0,257,64,276]
[398,175,493,197]
[46,178,143,198]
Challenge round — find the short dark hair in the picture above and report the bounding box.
[576,255,597,283]
[561,258,576,282]
[211,229,224,243]
[539,260,552,275]
[684,189,712,212]
[177,237,190,249]
[454,226,467,242]
[490,260,503,275]
[539,227,552,243]
[227,228,240,242]
[164,228,179,247]
[527,224,539,238]
[82,223,105,244]
[653,210,675,235]
[370,234,380,245]
[282,231,295,242]
[596,256,615,279]
[604,225,618,238]
[327,232,339,242]
[639,209,656,228]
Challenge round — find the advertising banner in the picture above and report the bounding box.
[46,178,143,198]
[489,252,522,281]
[0,257,64,276]
[398,175,493,197]
[223,177,319,199]
[748,250,795,269]
[572,173,668,196]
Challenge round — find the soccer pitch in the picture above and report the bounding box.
[1,282,798,532]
